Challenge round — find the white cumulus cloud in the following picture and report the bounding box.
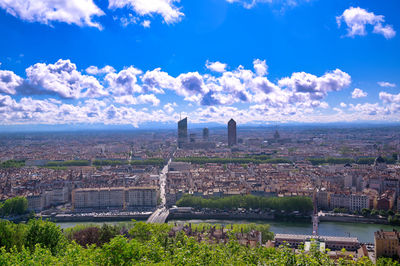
[337,7,396,39]
[163,102,177,113]
[141,20,151,28]
[351,88,368,98]
[278,69,351,99]
[114,94,160,106]
[253,59,268,76]
[108,0,184,24]
[105,66,143,95]
[379,92,400,104]
[25,59,108,99]
[141,68,177,94]
[0,70,23,94]
[378,81,396,88]
[86,65,116,75]
[227,0,295,9]
[373,23,396,39]
[349,103,384,116]
[206,61,227,73]
[0,0,104,29]
[5,58,400,126]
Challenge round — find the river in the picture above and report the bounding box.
[56,219,400,243]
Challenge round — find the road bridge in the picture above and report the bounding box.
[147,208,169,223]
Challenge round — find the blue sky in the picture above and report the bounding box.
[0,0,400,128]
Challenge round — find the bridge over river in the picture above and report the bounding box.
[147,208,169,223]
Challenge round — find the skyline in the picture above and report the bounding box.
[1,0,400,128]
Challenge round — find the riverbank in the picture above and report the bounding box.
[41,212,150,223]
[168,211,275,221]
[319,213,389,224]
[3,209,393,226]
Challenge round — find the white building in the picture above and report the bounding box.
[330,193,369,212]
[72,187,157,211]
[349,194,369,212]
[126,187,157,208]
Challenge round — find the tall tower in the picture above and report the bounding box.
[228,119,237,147]
[202,128,209,141]
[178,117,188,148]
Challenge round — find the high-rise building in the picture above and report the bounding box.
[274,130,280,139]
[189,133,196,143]
[202,128,209,140]
[228,118,237,146]
[178,117,188,148]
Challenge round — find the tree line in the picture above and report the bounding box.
[93,158,165,166]
[176,194,313,214]
[43,158,166,167]
[45,160,91,167]
[0,219,396,265]
[0,160,25,169]
[174,157,292,165]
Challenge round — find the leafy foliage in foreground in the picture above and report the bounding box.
[176,194,313,213]
[184,222,274,243]
[0,219,399,265]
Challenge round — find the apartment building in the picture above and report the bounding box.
[349,194,369,212]
[27,187,70,212]
[374,190,396,211]
[27,194,46,212]
[316,189,329,210]
[375,230,400,259]
[330,193,369,212]
[126,187,157,208]
[330,194,350,210]
[72,187,158,210]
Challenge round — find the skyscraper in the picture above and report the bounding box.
[178,117,188,148]
[202,128,209,141]
[189,133,196,143]
[228,118,237,146]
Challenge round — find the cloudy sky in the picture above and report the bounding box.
[0,0,399,128]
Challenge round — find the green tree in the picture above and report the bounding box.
[1,219,400,265]
[379,210,388,217]
[0,160,25,168]
[99,223,119,245]
[176,194,313,213]
[0,197,28,216]
[0,220,27,252]
[25,219,66,255]
[361,208,371,217]
[371,209,379,216]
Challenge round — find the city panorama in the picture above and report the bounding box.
[1,0,400,265]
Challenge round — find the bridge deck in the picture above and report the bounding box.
[147,208,169,223]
